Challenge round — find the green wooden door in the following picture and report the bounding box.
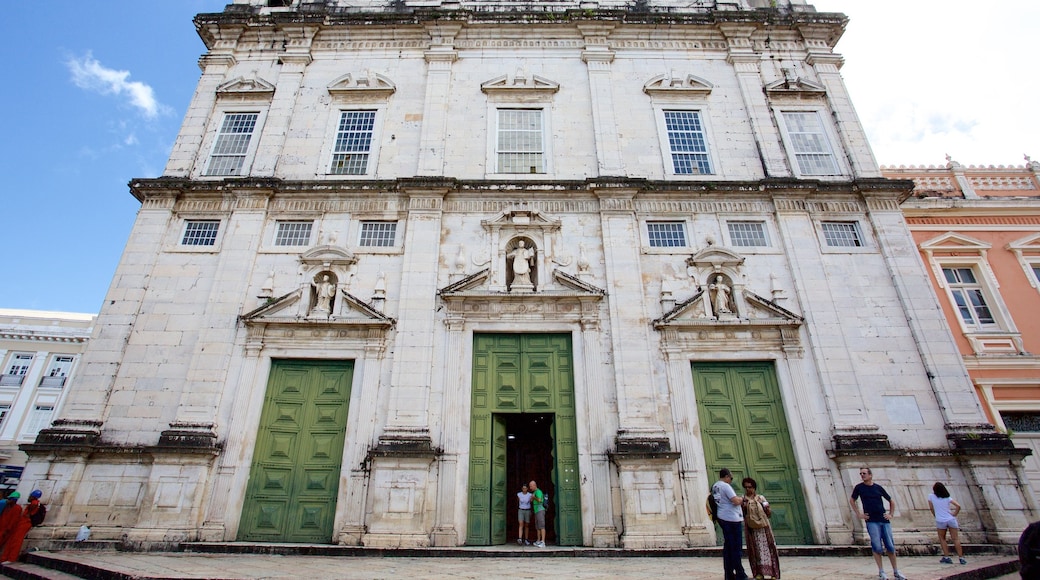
[239,360,353,543]
[467,334,582,546]
[693,362,812,544]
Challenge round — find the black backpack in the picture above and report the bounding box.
[1020,521,1040,578]
[29,503,46,526]
[706,488,719,524]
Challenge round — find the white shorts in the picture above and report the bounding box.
[936,517,959,530]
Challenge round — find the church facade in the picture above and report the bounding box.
[22,0,1035,549]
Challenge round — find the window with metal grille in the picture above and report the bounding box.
[1001,411,1040,432]
[647,222,687,248]
[782,111,839,176]
[727,221,768,247]
[275,221,313,246]
[331,111,376,175]
[182,220,220,246]
[40,355,74,388]
[497,109,544,173]
[206,112,259,176]
[359,221,397,247]
[821,221,863,247]
[942,267,996,327]
[664,111,712,175]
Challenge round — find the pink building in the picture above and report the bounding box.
[891,157,1040,482]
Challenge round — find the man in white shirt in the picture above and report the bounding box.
[713,468,749,580]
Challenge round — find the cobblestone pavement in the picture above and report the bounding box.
[7,551,1019,580]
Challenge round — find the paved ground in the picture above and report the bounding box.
[1,550,1020,580]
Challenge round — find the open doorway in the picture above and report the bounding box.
[506,413,555,544]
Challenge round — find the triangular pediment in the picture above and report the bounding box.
[653,289,802,328]
[765,76,827,98]
[481,73,560,95]
[216,76,276,97]
[553,270,606,295]
[337,289,395,325]
[241,287,394,327]
[920,232,991,253]
[1008,233,1040,253]
[241,289,302,320]
[300,245,358,267]
[327,72,396,99]
[643,73,713,97]
[438,268,490,295]
[481,207,562,232]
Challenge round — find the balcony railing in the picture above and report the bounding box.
[0,375,25,387]
[39,375,67,388]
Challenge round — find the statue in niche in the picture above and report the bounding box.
[312,274,336,315]
[710,275,733,316]
[507,240,536,291]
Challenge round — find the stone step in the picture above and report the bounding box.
[0,561,85,580]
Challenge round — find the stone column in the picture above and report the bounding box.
[578,23,623,176]
[431,317,465,546]
[799,24,881,178]
[580,318,620,547]
[719,24,790,177]
[165,43,239,176]
[158,187,272,450]
[416,24,461,176]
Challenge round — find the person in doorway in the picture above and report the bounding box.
[517,483,533,545]
[713,468,749,580]
[928,482,965,565]
[0,490,41,563]
[850,467,907,580]
[742,477,780,580]
[529,480,546,547]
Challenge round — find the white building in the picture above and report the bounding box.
[0,309,94,490]
[22,0,1036,549]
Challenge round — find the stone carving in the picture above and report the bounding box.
[508,240,536,292]
[710,275,733,316]
[312,273,336,315]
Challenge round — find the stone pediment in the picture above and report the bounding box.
[553,270,606,295]
[920,232,991,253]
[241,287,394,327]
[1008,233,1040,253]
[481,207,562,233]
[300,245,358,267]
[327,72,396,100]
[481,73,560,96]
[216,76,276,97]
[653,289,802,328]
[439,268,490,294]
[764,76,826,98]
[643,73,713,97]
[438,269,603,322]
[685,246,745,270]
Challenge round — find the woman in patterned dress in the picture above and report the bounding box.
[742,477,780,580]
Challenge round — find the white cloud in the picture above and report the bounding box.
[67,52,169,118]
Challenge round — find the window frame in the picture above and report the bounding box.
[353,218,404,254]
[323,107,384,177]
[170,217,226,253]
[201,109,266,178]
[358,220,399,249]
[722,219,776,252]
[815,218,874,254]
[39,355,74,389]
[658,109,715,176]
[273,220,315,247]
[646,221,689,249]
[639,217,692,254]
[485,104,554,178]
[774,106,847,179]
[180,219,222,247]
[19,403,55,440]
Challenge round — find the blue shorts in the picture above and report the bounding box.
[866,521,895,554]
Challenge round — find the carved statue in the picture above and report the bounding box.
[709,275,733,315]
[508,240,535,287]
[313,274,336,314]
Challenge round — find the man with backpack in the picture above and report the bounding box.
[713,468,749,580]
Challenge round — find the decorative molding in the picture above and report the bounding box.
[643,72,713,98]
[215,76,276,98]
[481,72,560,97]
[327,72,396,100]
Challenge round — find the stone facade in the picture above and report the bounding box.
[20,0,1036,549]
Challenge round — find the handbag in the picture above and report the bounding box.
[746,496,770,529]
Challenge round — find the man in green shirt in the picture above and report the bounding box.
[529,480,546,547]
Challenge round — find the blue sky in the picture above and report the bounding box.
[1,0,1036,314]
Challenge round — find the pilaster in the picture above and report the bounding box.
[165,53,237,176]
[417,23,461,176]
[253,26,316,176]
[431,316,466,546]
[578,23,623,176]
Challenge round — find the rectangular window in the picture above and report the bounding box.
[647,221,687,248]
[727,221,768,247]
[943,267,996,327]
[497,109,544,173]
[782,111,839,176]
[182,220,221,246]
[274,221,313,246]
[40,355,74,388]
[359,221,397,247]
[21,405,54,439]
[330,110,376,175]
[0,405,9,429]
[1,354,33,386]
[664,111,712,175]
[821,221,863,247]
[1032,264,1040,285]
[206,112,259,176]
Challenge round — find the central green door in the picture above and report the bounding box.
[694,361,812,544]
[239,359,353,543]
[467,334,582,546]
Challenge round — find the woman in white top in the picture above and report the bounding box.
[928,482,965,565]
